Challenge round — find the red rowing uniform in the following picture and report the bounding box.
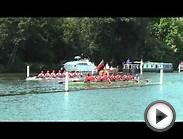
[115,75,121,81]
[122,75,127,81]
[84,75,90,82]
[109,74,115,81]
[89,75,96,82]
[127,75,134,80]
[97,76,102,82]
[102,74,108,81]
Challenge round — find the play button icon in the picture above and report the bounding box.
[144,100,176,132]
[156,108,167,124]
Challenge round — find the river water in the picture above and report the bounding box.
[0,72,182,121]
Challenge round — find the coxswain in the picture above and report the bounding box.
[102,73,108,81]
[56,70,62,78]
[45,70,50,78]
[38,71,45,78]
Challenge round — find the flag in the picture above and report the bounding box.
[97,59,105,71]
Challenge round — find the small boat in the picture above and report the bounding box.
[26,76,83,82]
[63,56,97,74]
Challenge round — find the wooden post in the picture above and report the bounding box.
[140,59,143,75]
[65,71,69,92]
[27,66,30,78]
[160,69,163,85]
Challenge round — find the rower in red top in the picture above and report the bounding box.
[115,74,121,81]
[38,71,45,78]
[127,73,134,80]
[89,75,96,82]
[109,74,115,81]
[84,73,90,82]
[122,74,128,81]
[56,70,62,78]
[45,70,51,78]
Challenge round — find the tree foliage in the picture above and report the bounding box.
[0,17,183,72]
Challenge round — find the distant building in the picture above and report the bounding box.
[143,61,173,72]
[123,61,173,72]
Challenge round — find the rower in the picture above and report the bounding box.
[51,70,56,78]
[122,74,128,81]
[56,70,62,78]
[69,72,74,78]
[109,74,115,81]
[127,73,134,80]
[38,71,45,78]
[84,73,90,82]
[115,74,121,81]
[45,70,51,78]
[89,75,96,82]
[73,71,77,77]
[96,75,103,82]
[62,71,66,78]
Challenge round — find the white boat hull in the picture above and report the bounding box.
[26,76,83,82]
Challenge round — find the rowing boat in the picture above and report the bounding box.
[64,80,160,90]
